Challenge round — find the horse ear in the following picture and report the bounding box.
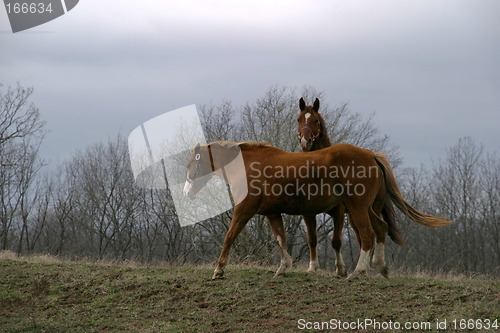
[194,143,200,153]
[299,97,306,111]
[313,98,320,112]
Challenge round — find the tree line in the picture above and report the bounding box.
[1,83,498,275]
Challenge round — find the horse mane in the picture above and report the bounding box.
[237,141,272,149]
[316,113,332,148]
[209,140,272,150]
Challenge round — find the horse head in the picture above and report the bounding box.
[183,143,213,199]
[297,97,321,151]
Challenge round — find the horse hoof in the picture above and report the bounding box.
[347,271,366,280]
[335,268,346,277]
[212,271,224,280]
[380,267,389,279]
[274,267,286,277]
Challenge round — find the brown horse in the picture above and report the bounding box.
[183,141,451,279]
[297,97,404,277]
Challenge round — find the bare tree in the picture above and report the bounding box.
[0,83,44,146]
[134,187,188,263]
[63,135,138,259]
[0,83,46,252]
[200,100,240,142]
[432,137,483,272]
[479,153,500,271]
[47,134,189,263]
[392,137,499,275]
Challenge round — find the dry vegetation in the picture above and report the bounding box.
[1,252,499,332]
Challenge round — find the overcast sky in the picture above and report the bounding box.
[1,0,499,168]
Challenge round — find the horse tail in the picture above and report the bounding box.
[381,200,405,245]
[373,153,453,228]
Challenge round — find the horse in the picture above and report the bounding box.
[183,140,451,279]
[297,97,404,277]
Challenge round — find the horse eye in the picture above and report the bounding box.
[297,118,300,123]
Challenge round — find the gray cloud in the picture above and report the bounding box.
[1,0,498,167]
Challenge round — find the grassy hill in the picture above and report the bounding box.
[1,252,499,332]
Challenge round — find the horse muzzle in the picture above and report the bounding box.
[183,179,196,199]
[297,126,319,151]
[299,136,313,150]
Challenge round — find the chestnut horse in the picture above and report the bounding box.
[183,141,451,279]
[297,97,404,276]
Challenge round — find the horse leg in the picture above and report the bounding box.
[266,214,292,277]
[370,208,389,278]
[303,214,319,272]
[369,180,390,278]
[213,207,252,279]
[327,205,346,276]
[346,209,375,279]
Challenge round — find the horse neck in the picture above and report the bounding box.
[209,143,244,184]
[209,144,251,205]
[310,132,332,150]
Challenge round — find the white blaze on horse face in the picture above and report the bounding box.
[301,137,308,147]
[183,172,193,198]
[305,112,311,123]
[183,180,192,198]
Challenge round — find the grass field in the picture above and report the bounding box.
[1,252,499,332]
